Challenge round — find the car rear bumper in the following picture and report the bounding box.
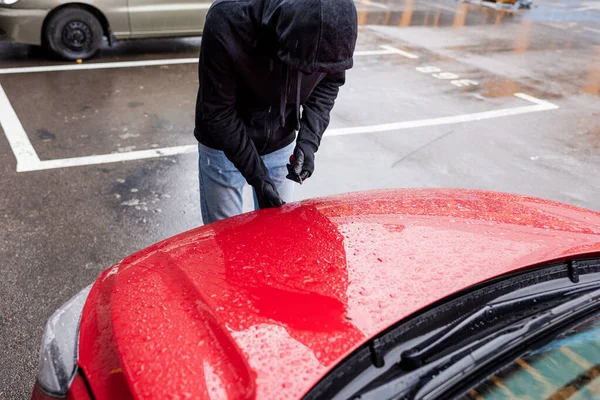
[0,7,48,46]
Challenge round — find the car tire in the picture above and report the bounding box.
[45,8,103,60]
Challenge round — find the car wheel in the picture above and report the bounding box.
[45,8,103,60]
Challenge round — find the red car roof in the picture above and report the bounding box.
[78,189,600,400]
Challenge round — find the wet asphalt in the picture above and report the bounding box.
[1,0,600,397]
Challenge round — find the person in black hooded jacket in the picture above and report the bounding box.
[194,0,358,224]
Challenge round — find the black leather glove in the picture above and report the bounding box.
[252,178,285,209]
[286,142,316,184]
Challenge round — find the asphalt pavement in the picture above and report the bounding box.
[1,0,600,397]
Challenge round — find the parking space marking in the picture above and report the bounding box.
[379,45,419,59]
[359,0,390,10]
[327,93,558,137]
[126,4,211,12]
[416,65,480,88]
[0,85,41,171]
[0,58,199,75]
[30,145,198,171]
[0,46,417,76]
[1,88,558,172]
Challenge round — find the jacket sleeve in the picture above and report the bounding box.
[297,71,346,153]
[196,12,269,187]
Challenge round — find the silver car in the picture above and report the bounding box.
[0,0,213,59]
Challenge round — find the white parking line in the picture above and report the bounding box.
[1,88,558,172]
[30,145,199,171]
[327,93,558,136]
[0,46,417,75]
[126,4,212,12]
[584,27,600,34]
[0,58,199,75]
[0,85,41,171]
[379,45,419,59]
[359,0,390,10]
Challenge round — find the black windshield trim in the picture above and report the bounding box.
[303,256,600,400]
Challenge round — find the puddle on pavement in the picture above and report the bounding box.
[584,46,600,96]
[356,1,517,28]
[480,79,523,97]
[583,126,600,149]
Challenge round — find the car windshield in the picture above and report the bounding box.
[460,313,600,400]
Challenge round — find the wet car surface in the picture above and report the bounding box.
[1,0,600,397]
[29,189,600,399]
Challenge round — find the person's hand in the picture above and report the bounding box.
[253,178,285,209]
[286,143,315,184]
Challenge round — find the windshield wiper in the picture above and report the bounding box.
[353,288,600,400]
[354,284,600,399]
[399,283,598,370]
[413,288,600,399]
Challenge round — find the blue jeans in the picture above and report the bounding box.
[198,142,295,224]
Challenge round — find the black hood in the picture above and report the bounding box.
[259,0,358,74]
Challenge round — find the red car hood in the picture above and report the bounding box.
[78,189,600,399]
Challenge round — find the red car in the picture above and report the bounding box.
[32,189,600,400]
